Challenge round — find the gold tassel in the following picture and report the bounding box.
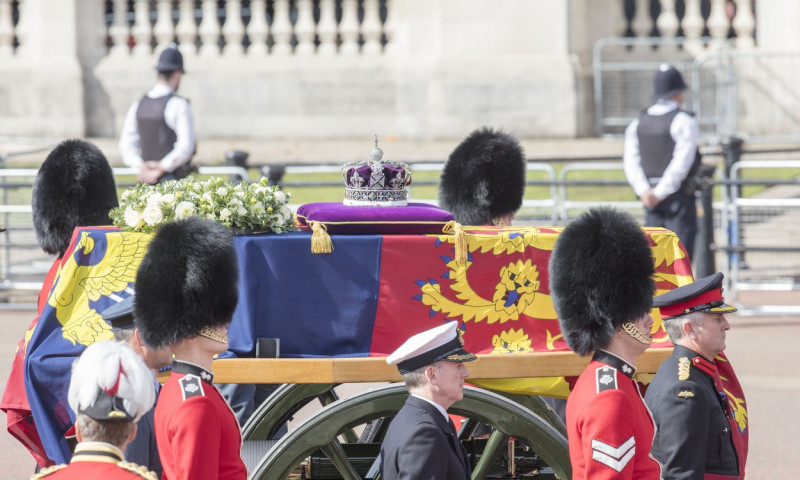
[442,220,467,265]
[309,221,333,254]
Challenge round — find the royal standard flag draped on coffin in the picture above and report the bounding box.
[22,228,151,464]
[15,225,747,467]
[370,225,694,397]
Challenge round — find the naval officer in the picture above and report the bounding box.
[380,321,476,480]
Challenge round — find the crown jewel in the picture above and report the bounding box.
[341,135,412,206]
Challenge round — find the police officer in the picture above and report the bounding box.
[380,321,476,480]
[439,127,526,226]
[32,341,158,479]
[102,295,173,477]
[645,272,742,479]
[623,63,700,260]
[119,45,196,185]
[549,207,662,480]
[134,218,246,480]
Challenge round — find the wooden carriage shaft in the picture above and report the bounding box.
[205,349,672,384]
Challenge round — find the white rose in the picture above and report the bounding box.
[124,207,144,229]
[274,191,286,204]
[281,205,293,219]
[174,201,195,220]
[217,187,228,197]
[143,204,164,226]
[202,192,213,203]
[219,208,231,221]
[251,203,266,215]
[229,198,242,208]
[146,192,163,207]
[121,190,132,201]
[162,193,176,206]
[206,213,216,220]
[237,206,248,216]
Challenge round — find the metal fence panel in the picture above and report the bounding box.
[595,38,800,143]
[3,159,797,316]
[0,166,251,301]
[720,160,800,315]
[593,37,702,137]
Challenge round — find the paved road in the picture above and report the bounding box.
[1,307,797,479]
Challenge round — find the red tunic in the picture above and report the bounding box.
[155,360,246,480]
[32,442,157,479]
[566,350,662,480]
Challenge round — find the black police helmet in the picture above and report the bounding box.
[156,46,184,73]
[652,64,687,102]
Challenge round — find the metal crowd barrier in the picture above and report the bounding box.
[0,166,250,302]
[719,160,800,315]
[557,162,642,221]
[3,160,799,316]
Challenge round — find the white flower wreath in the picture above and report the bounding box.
[110,176,296,234]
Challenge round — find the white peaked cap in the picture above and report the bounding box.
[387,321,476,374]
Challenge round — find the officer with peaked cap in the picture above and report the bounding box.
[380,321,476,480]
[134,217,245,480]
[645,272,743,479]
[439,127,526,226]
[101,295,173,477]
[623,63,700,260]
[119,44,196,185]
[549,207,662,480]
[31,340,158,479]
[1,139,118,468]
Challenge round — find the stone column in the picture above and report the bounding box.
[392,0,580,138]
[0,0,95,137]
[568,0,622,136]
[755,0,799,50]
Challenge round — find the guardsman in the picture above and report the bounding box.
[549,207,662,480]
[645,272,742,479]
[380,321,476,480]
[2,139,119,467]
[439,127,526,226]
[31,340,158,480]
[134,218,246,480]
[102,294,173,477]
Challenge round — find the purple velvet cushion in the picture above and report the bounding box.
[296,202,454,234]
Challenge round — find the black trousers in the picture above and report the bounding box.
[645,191,697,261]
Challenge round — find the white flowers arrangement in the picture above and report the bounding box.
[110,176,296,234]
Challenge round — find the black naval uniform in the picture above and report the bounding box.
[124,396,162,477]
[645,345,739,480]
[380,395,471,480]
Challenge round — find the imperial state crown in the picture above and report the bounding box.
[341,136,411,206]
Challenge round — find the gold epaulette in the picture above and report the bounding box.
[678,356,690,381]
[30,464,68,479]
[117,461,159,480]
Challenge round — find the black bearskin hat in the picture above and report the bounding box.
[32,139,118,256]
[548,207,655,356]
[439,127,526,225]
[134,218,239,349]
